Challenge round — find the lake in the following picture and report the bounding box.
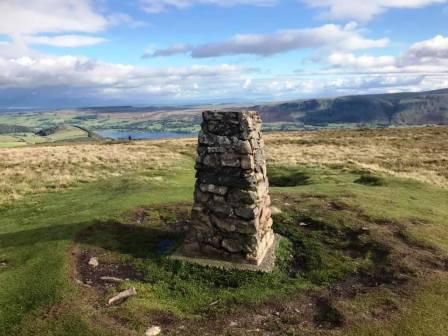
[95,129,195,140]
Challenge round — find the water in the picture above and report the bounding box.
[95,129,194,140]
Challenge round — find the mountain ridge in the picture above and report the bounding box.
[252,88,448,126]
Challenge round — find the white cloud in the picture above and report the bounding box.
[0,54,255,105]
[0,0,107,35]
[405,35,448,60]
[23,35,108,48]
[147,23,389,58]
[1,30,447,106]
[326,35,448,73]
[0,1,144,52]
[140,0,277,13]
[302,0,447,21]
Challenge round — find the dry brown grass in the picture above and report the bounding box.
[264,126,448,187]
[0,139,195,204]
[1,126,447,204]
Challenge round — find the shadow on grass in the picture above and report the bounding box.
[74,220,183,258]
[355,174,386,186]
[268,166,311,187]
[0,220,181,260]
[0,222,86,249]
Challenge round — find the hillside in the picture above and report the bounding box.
[253,88,448,126]
[0,123,33,134]
[1,126,448,336]
[0,89,447,137]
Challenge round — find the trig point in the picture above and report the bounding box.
[173,111,279,272]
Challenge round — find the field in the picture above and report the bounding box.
[1,126,447,335]
[0,125,94,148]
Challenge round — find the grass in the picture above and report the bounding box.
[0,165,195,335]
[354,173,386,186]
[0,139,194,204]
[1,126,447,205]
[0,126,92,148]
[1,126,448,335]
[266,126,448,187]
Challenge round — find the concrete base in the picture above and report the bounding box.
[170,234,281,273]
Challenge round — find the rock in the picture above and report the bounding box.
[240,155,255,170]
[88,257,99,267]
[222,238,244,253]
[208,299,220,306]
[227,189,258,205]
[107,287,137,305]
[145,326,161,336]
[100,276,124,283]
[211,215,236,232]
[208,200,233,216]
[229,321,238,327]
[221,153,240,167]
[235,140,252,154]
[299,222,308,227]
[234,206,258,220]
[199,183,228,195]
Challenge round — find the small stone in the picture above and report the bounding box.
[100,276,124,283]
[145,326,161,336]
[88,257,99,267]
[229,321,238,327]
[108,287,137,305]
[299,222,308,227]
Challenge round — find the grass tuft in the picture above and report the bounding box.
[355,174,386,186]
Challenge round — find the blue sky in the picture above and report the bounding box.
[0,0,447,107]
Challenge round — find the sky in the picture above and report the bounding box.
[0,0,447,108]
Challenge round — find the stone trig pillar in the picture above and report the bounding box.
[190,111,276,267]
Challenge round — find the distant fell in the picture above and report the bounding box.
[253,88,448,126]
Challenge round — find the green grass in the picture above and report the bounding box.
[0,162,194,335]
[1,160,448,335]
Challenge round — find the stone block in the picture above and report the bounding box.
[234,206,259,220]
[190,111,275,267]
[240,155,255,170]
[199,183,228,195]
